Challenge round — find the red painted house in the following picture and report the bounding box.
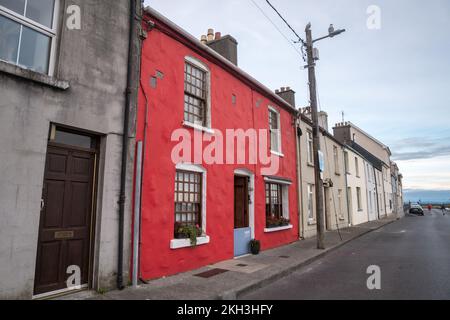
[134,7,300,281]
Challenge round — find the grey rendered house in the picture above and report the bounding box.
[0,0,140,299]
[297,108,349,238]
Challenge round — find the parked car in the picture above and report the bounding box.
[409,203,424,216]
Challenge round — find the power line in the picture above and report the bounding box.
[264,0,306,45]
[249,0,304,58]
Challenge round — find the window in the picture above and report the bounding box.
[184,58,210,127]
[307,130,313,165]
[333,145,340,174]
[355,157,360,177]
[269,107,281,153]
[356,187,362,211]
[344,151,349,173]
[0,0,58,74]
[174,170,202,230]
[338,189,343,218]
[265,182,282,221]
[307,184,314,221]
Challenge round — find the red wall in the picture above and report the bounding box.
[136,18,300,280]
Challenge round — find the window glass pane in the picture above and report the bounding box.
[0,0,26,15]
[0,15,20,64]
[18,25,50,73]
[53,129,93,149]
[25,0,55,28]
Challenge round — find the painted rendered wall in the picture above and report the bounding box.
[320,134,349,231]
[137,18,299,280]
[0,0,135,298]
[298,119,316,239]
[345,148,368,226]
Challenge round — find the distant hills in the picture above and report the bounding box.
[404,189,450,204]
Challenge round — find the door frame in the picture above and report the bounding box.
[234,169,255,240]
[33,124,100,298]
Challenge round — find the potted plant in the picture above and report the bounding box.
[250,239,260,255]
[176,224,202,246]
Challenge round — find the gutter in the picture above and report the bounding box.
[117,0,138,291]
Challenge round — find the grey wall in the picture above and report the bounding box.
[0,0,138,299]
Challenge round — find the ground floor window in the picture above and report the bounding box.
[265,181,290,228]
[174,170,202,238]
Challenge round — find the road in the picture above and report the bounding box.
[241,209,450,300]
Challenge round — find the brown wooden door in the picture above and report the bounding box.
[34,144,95,295]
[234,176,249,229]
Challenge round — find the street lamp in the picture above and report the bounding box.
[304,23,345,250]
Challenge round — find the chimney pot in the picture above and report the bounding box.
[207,28,214,41]
[215,32,221,40]
[200,35,207,44]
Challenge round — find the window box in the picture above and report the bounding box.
[170,236,210,250]
[264,224,293,233]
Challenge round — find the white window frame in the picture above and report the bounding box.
[333,145,340,174]
[263,176,292,232]
[356,187,362,211]
[183,56,212,132]
[170,163,209,249]
[306,130,314,165]
[268,106,283,156]
[355,157,360,177]
[0,0,60,76]
[307,183,315,223]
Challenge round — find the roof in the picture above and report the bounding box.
[349,141,384,171]
[143,6,298,115]
[333,121,392,156]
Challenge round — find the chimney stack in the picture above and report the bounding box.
[318,111,329,132]
[275,87,296,108]
[202,28,238,66]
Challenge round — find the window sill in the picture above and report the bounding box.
[270,150,284,158]
[183,121,214,134]
[170,235,210,249]
[264,224,293,233]
[0,60,69,90]
[307,220,317,226]
[307,162,315,168]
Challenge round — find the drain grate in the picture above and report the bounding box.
[236,263,248,267]
[194,268,228,278]
[279,255,290,258]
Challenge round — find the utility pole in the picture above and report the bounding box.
[304,23,346,250]
[305,23,325,249]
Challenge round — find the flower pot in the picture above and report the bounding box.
[250,240,260,255]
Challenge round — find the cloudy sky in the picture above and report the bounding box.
[144,0,450,191]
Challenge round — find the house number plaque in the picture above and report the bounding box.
[54,231,74,240]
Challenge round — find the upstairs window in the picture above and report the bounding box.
[0,0,58,74]
[307,130,313,165]
[184,60,208,126]
[355,157,360,177]
[269,107,281,154]
[333,145,340,174]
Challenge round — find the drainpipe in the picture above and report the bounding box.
[118,0,138,291]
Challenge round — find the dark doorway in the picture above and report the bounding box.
[34,126,97,296]
[234,176,249,228]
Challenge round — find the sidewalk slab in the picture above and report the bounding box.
[58,217,397,300]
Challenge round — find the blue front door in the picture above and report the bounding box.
[234,176,250,256]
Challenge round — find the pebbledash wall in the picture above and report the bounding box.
[136,8,299,280]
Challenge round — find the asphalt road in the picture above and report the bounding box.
[241,209,450,300]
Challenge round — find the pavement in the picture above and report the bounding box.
[241,209,450,300]
[58,216,398,300]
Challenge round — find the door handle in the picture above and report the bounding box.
[40,199,45,211]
